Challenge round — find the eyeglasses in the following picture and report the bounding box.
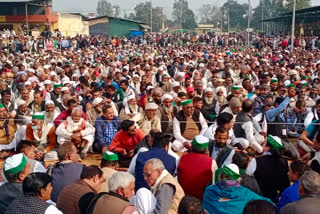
[143,169,156,178]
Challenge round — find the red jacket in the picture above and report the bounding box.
[178,152,213,200]
[109,129,145,153]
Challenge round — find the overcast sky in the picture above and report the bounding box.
[52,0,319,18]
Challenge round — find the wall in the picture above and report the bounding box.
[57,13,89,37]
[108,18,143,37]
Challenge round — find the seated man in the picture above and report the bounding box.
[119,95,143,120]
[287,99,310,138]
[178,135,217,200]
[0,104,18,158]
[159,94,178,134]
[172,99,208,152]
[144,158,185,214]
[28,90,45,114]
[99,151,119,192]
[1,140,46,184]
[202,164,271,214]
[25,113,57,160]
[86,97,103,126]
[42,100,60,125]
[54,99,87,127]
[131,102,161,135]
[56,107,95,158]
[0,154,31,213]
[85,172,137,214]
[109,120,145,167]
[94,105,121,153]
[48,142,86,202]
[57,165,104,214]
[209,126,235,168]
[14,99,32,126]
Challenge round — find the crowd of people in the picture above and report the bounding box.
[0,29,320,214]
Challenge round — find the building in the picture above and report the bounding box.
[54,13,89,37]
[87,16,150,37]
[195,24,216,34]
[0,0,58,34]
[262,6,320,36]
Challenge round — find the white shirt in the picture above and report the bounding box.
[45,205,63,214]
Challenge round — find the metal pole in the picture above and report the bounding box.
[180,1,183,29]
[25,3,29,35]
[221,8,223,32]
[247,0,251,46]
[150,0,152,32]
[227,7,230,33]
[290,0,296,52]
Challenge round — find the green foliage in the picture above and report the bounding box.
[222,0,248,30]
[172,0,197,29]
[128,2,165,32]
[96,0,121,17]
[198,4,221,25]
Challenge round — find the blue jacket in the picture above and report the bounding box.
[202,181,272,214]
[134,147,176,191]
[94,116,122,148]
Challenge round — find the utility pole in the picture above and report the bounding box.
[247,0,251,46]
[221,7,223,32]
[290,0,296,52]
[150,0,153,32]
[180,1,183,29]
[25,3,29,35]
[227,7,230,33]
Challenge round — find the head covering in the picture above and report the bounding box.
[49,71,57,77]
[230,98,241,108]
[130,188,157,214]
[127,94,136,102]
[231,85,241,90]
[161,94,173,103]
[32,112,45,120]
[267,135,284,151]
[205,88,214,93]
[102,151,119,161]
[177,72,185,77]
[192,135,209,149]
[222,164,240,180]
[271,78,278,83]
[44,80,52,85]
[17,99,27,107]
[53,83,62,88]
[181,99,192,107]
[4,153,27,174]
[146,86,154,91]
[172,82,180,88]
[288,70,298,76]
[43,65,50,69]
[92,97,103,107]
[215,86,227,97]
[61,87,69,92]
[145,103,158,110]
[0,104,5,108]
[186,86,194,93]
[45,100,55,106]
[24,81,31,86]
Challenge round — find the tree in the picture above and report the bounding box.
[172,0,197,29]
[221,0,248,31]
[96,0,121,17]
[198,4,221,25]
[128,2,165,32]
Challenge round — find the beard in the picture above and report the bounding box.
[163,105,173,114]
[95,106,102,113]
[217,95,225,105]
[310,92,317,99]
[129,104,138,113]
[205,97,213,105]
[46,111,54,122]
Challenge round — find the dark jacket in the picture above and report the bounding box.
[233,111,252,139]
[94,116,121,148]
[4,195,51,214]
[134,147,176,191]
[280,195,320,214]
[175,109,202,134]
[0,182,23,213]
[28,100,46,113]
[50,162,86,202]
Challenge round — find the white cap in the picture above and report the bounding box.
[92,97,103,107]
[127,94,136,101]
[177,72,185,77]
[44,80,52,85]
[172,82,180,88]
[146,86,154,91]
[45,100,55,106]
[61,87,69,92]
[17,99,27,107]
[205,87,214,93]
[44,65,50,69]
[50,71,57,77]
[161,94,173,103]
[4,153,27,174]
[28,68,35,73]
[24,81,31,86]
[145,103,158,110]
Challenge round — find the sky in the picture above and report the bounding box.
[52,0,319,18]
